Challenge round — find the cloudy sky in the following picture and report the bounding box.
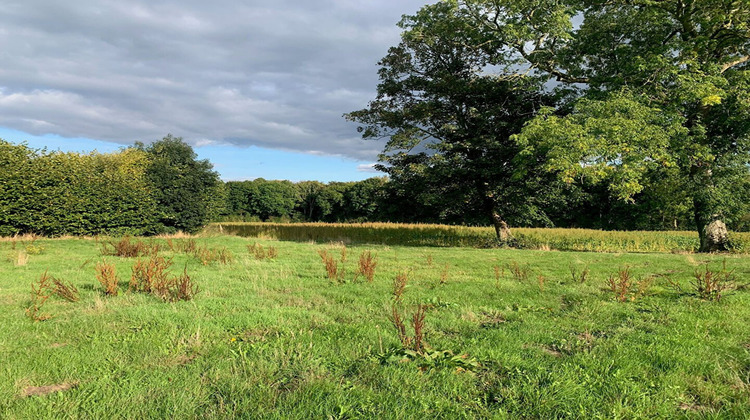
[0,0,430,181]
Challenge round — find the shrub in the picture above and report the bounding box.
[25,244,44,255]
[130,255,173,294]
[355,250,377,283]
[95,261,119,296]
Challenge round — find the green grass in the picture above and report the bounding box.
[1,234,749,418]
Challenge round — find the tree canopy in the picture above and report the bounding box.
[137,135,223,233]
[346,2,570,240]
[349,0,750,250]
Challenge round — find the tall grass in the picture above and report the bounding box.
[212,222,750,253]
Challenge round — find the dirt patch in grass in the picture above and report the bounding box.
[678,402,708,413]
[20,382,78,398]
[479,311,506,328]
[172,354,198,367]
[541,346,563,358]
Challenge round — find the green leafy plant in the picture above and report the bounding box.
[24,244,44,255]
[375,347,481,373]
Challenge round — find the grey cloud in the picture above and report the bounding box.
[0,0,428,160]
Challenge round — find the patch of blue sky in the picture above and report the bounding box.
[0,127,381,183]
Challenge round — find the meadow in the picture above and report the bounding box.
[1,230,749,418]
[212,222,750,253]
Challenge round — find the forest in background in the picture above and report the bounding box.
[2,135,749,238]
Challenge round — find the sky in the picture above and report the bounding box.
[0,0,430,182]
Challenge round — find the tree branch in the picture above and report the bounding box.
[721,55,749,73]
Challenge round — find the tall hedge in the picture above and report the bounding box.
[0,136,220,236]
[0,141,159,236]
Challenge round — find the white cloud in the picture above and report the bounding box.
[0,0,429,160]
[356,163,379,173]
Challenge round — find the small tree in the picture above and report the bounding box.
[137,135,222,233]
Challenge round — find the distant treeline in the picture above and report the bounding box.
[220,178,750,232]
[3,135,749,237]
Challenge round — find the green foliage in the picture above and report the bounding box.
[473,0,750,248]
[224,179,299,221]
[347,0,750,247]
[0,140,158,236]
[346,2,568,236]
[137,135,222,233]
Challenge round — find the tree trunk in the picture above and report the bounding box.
[690,159,729,253]
[481,194,512,242]
[490,210,512,242]
[693,194,728,253]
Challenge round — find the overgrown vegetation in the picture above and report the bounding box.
[25,271,54,322]
[355,250,377,283]
[3,235,750,418]
[95,261,119,296]
[216,222,750,253]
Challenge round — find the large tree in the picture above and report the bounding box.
[352,0,750,250]
[455,0,749,251]
[346,2,565,240]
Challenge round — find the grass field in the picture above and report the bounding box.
[2,233,750,418]
[212,222,750,253]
